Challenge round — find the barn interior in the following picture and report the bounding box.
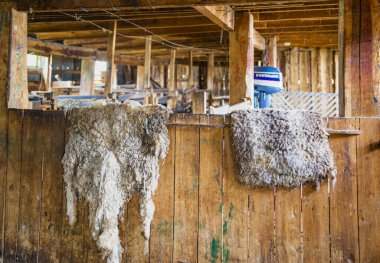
[0,0,379,262]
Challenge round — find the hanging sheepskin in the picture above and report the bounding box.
[230,109,336,188]
[62,103,170,263]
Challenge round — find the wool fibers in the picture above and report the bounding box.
[230,109,336,188]
[62,103,170,263]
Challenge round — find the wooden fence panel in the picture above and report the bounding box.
[248,188,275,263]
[329,118,359,262]
[223,128,249,262]
[358,118,380,262]
[198,116,224,263]
[1,110,380,263]
[38,111,66,263]
[16,111,44,262]
[275,188,301,263]
[4,110,23,262]
[173,114,200,262]
[149,116,176,262]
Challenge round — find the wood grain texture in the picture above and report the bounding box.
[329,118,359,263]
[80,60,95,96]
[198,115,224,263]
[173,114,200,263]
[8,9,28,109]
[149,116,175,262]
[223,128,249,262]
[275,188,301,263]
[16,110,44,262]
[357,118,380,262]
[249,188,275,263]
[229,12,254,105]
[38,111,65,263]
[0,9,11,260]
[3,110,23,262]
[302,181,330,263]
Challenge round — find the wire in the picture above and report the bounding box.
[102,9,225,53]
[56,10,226,54]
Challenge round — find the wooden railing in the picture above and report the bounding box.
[271,91,339,117]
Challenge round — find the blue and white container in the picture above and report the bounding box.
[254,66,284,108]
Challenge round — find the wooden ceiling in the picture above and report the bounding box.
[26,0,339,62]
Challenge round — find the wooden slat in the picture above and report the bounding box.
[302,181,330,262]
[357,118,380,262]
[38,111,65,262]
[329,118,359,262]
[248,188,275,263]
[275,188,301,262]
[16,111,44,262]
[149,116,176,262]
[59,121,85,263]
[8,9,28,109]
[126,196,149,262]
[3,110,23,262]
[198,115,224,262]
[173,114,200,263]
[223,128,249,262]
[0,8,12,260]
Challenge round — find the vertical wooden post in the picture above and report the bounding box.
[299,50,309,92]
[188,51,194,89]
[46,54,53,91]
[192,91,207,114]
[311,48,319,92]
[207,53,214,91]
[159,65,165,88]
[5,8,28,109]
[104,20,117,95]
[168,50,176,91]
[167,49,177,109]
[136,66,144,88]
[229,12,254,105]
[80,59,95,95]
[338,0,345,115]
[268,36,278,67]
[290,47,299,92]
[319,48,328,93]
[143,36,153,104]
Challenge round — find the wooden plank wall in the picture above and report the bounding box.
[1,109,380,263]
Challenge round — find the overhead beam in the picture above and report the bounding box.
[194,5,234,31]
[17,0,340,11]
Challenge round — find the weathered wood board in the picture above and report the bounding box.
[0,112,379,263]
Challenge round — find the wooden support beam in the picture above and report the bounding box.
[253,29,266,51]
[168,50,176,91]
[159,65,165,88]
[192,91,207,114]
[80,59,95,95]
[311,48,319,92]
[229,12,254,105]
[7,8,28,109]
[104,21,117,95]
[46,54,53,91]
[194,5,234,31]
[188,51,194,88]
[136,66,145,89]
[144,36,153,104]
[268,36,278,67]
[290,47,299,91]
[207,53,214,91]
[28,37,144,65]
